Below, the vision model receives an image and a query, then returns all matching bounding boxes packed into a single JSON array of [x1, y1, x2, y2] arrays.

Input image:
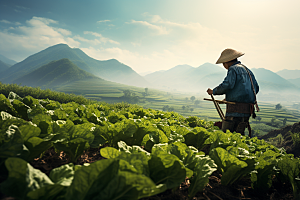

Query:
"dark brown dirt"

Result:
[[140, 171, 294, 200]]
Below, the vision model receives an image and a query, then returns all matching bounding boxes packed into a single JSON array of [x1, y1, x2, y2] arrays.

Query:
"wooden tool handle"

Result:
[[210, 94, 225, 120], [203, 98, 235, 105]]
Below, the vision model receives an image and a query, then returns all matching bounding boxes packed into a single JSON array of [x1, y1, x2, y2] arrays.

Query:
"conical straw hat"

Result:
[[216, 48, 245, 64]]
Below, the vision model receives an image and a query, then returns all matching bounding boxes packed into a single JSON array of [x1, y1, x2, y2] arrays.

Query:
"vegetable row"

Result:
[[0, 92, 299, 199]]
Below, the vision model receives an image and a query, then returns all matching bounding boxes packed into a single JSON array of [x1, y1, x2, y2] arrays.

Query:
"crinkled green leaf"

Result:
[[0, 94, 16, 115], [49, 163, 75, 186], [0, 124, 24, 164], [142, 128, 169, 152], [209, 147, 250, 185], [8, 91, 23, 101], [0, 157, 57, 200], [45, 100, 61, 110], [184, 127, 210, 150], [11, 99, 30, 120], [277, 156, 300, 199], [250, 150, 278, 191], [118, 141, 150, 156], [51, 109, 67, 121], [90, 126, 106, 148], [148, 152, 187, 189], [25, 137, 53, 161], [32, 114, 53, 135], [22, 95, 39, 108], [0, 111, 17, 120], [19, 124, 41, 141], [66, 159, 165, 200], [168, 131, 185, 143], [188, 156, 217, 199], [119, 153, 150, 176], [100, 147, 121, 159]]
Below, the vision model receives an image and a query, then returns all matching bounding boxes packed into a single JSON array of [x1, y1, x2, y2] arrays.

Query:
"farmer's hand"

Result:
[[207, 88, 213, 95]]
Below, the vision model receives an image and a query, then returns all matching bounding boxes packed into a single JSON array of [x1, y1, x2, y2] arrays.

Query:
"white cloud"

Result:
[[55, 28, 72, 36], [0, 19, 21, 25], [0, 16, 80, 61], [0, 20, 11, 24], [129, 20, 170, 35], [97, 20, 111, 23], [84, 31, 120, 44]]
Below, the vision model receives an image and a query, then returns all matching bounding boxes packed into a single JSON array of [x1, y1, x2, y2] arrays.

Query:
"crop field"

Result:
[[55, 79, 300, 137], [0, 91, 299, 200]]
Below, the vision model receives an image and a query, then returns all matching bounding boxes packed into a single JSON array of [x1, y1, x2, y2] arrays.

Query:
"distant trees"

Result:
[[283, 117, 287, 126], [123, 90, 131, 98], [122, 90, 139, 104], [194, 100, 200, 107], [182, 105, 186, 111], [190, 96, 195, 103], [145, 88, 148, 95], [275, 103, 282, 110], [162, 105, 174, 112]]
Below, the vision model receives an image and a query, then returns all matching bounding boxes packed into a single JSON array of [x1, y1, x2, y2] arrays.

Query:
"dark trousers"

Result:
[[222, 116, 250, 135]]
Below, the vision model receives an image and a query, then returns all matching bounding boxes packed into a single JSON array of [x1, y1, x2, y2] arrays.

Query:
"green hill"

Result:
[[0, 60, 11, 72], [14, 58, 98, 88], [0, 44, 150, 87]]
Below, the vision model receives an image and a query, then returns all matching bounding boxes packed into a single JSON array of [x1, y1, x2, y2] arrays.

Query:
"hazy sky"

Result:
[[0, 0, 299, 73]]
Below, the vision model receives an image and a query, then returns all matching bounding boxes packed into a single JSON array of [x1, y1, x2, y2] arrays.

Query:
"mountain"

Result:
[[0, 44, 149, 87], [276, 69, 300, 80], [144, 63, 225, 92], [251, 68, 299, 92], [0, 60, 11, 72], [287, 78, 300, 88], [14, 58, 98, 88], [0, 54, 17, 65], [144, 63, 300, 99]]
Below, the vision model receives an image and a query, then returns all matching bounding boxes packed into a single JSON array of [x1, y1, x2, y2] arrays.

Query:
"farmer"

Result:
[[206, 48, 259, 135]]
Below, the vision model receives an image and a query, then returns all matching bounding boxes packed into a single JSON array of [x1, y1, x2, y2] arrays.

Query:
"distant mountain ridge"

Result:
[[0, 60, 11, 72], [276, 69, 300, 80], [144, 63, 300, 97], [14, 58, 98, 88], [0, 54, 17, 65], [251, 68, 299, 92], [287, 78, 300, 88], [144, 63, 226, 92], [0, 44, 150, 87]]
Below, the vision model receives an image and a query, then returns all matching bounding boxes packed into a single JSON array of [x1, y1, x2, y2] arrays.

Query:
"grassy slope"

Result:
[[14, 58, 97, 88]]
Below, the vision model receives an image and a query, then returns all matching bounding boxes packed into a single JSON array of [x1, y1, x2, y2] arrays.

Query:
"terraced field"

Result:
[[56, 79, 300, 136]]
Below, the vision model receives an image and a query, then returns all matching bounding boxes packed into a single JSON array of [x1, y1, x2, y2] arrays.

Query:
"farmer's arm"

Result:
[[213, 69, 236, 95]]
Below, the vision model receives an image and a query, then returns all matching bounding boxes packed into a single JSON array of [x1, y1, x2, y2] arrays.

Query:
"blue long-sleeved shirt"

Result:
[[213, 61, 259, 117]]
